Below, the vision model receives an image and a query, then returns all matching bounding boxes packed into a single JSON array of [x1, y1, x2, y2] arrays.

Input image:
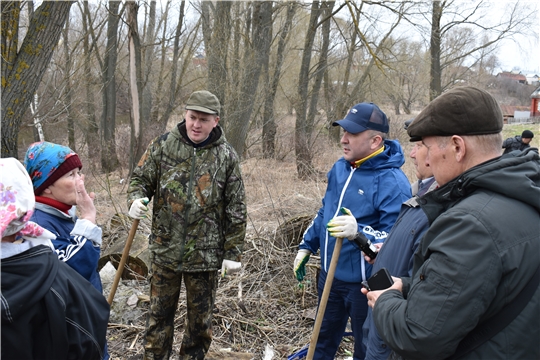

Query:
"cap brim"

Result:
[[332, 119, 367, 134], [409, 136, 422, 142], [185, 105, 218, 115]]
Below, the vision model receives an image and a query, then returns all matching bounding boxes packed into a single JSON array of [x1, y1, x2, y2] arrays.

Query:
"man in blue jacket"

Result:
[[362, 120, 437, 360], [294, 102, 411, 359]]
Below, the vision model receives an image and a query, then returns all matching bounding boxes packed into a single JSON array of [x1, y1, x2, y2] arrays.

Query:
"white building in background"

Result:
[[526, 74, 539, 86]]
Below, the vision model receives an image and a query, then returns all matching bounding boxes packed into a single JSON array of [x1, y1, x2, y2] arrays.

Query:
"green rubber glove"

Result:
[[294, 249, 311, 282]]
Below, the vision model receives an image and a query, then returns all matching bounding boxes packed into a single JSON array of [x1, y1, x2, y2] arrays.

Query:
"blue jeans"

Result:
[[313, 270, 368, 360]]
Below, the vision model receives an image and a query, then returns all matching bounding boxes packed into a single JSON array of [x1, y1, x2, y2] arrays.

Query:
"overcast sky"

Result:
[[487, 0, 539, 73]]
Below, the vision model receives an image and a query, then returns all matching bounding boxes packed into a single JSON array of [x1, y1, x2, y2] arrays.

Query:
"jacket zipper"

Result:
[[178, 146, 197, 270]]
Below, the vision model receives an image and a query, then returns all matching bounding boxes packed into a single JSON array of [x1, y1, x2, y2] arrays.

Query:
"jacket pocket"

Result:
[[185, 246, 223, 270], [406, 257, 456, 333]]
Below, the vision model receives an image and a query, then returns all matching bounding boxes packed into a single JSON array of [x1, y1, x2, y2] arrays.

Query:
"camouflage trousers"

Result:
[[143, 262, 218, 360]]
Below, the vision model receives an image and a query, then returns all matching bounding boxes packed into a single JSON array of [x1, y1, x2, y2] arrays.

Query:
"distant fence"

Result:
[[507, 117, 540, 124]]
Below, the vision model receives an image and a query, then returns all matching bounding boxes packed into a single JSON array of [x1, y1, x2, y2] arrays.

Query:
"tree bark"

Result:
[[202, 1, 232, 125], [137, 0, 156, 164], [306, 1, 334, 140], [326, 10, 359, 144], [295, 1, 321, 179], [158, 1, 186, 134], [126, 1, 143, 173], [63, 16, 76, 151], [1, 1, 74, 158], [80, 1, 101, 165], [101, 0, 121, 172], [262, 3, 296, 159], [79, 1, 101, 166], [226, 2, 273, 157], [430, 0, 442, 101]]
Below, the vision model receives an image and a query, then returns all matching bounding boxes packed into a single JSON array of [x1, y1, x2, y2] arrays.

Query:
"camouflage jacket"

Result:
[[128, 121, 247, 272]]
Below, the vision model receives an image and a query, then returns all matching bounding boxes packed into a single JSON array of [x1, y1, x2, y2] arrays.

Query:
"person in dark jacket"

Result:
[[128, 90, 247, 360], [502, 129, 534, 154], [294, 102, 411, 359], [361, 120, 437, 360], [363, 86, 540, 359], [1, 157, 109, 360]]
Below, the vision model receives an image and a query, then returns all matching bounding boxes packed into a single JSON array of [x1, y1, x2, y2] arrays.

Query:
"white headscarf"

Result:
[[0, 158, 55, 256]]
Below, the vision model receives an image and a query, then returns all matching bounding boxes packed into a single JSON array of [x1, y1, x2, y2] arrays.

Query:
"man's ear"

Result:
[[371, 134, 383, 148], [451, 135, 467, 162]]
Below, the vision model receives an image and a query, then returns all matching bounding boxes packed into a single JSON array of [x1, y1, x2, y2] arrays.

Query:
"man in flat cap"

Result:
[[128, 90, 247, 360], [362, 86, 540, 359]]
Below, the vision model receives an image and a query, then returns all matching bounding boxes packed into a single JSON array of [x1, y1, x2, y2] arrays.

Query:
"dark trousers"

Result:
[[143, 263, 218, 360], [314, 270, 368, 360]]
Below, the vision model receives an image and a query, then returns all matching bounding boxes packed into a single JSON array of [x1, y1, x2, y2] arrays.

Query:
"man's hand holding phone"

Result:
[[361, 268, 402, 308]]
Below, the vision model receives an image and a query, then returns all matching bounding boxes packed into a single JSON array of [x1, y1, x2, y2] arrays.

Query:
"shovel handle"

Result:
[[306, 237, 343, 360], [107, 219, 140, 304]]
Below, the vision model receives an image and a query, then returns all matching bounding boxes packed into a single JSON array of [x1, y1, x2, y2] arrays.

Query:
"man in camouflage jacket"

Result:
[[128, 90, 247, 360]]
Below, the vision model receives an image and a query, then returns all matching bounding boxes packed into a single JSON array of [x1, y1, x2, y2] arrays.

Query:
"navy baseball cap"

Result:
[[332, 102, 389, 134]]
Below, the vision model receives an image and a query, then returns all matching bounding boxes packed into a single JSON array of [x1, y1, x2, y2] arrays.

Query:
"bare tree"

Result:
[[262, 2, 297, 158], [1, 1, 74, 158], [426, 0, 536, 99], [154, 0, 189, 134], [377, 38, 429, 115], [226, 1, 273, 156], [79, 1, 104, 163], [126, 1, 143, 172], [101, 0, 121, 172], [295, 1, 322, 179], [324, 8, 360, 144], [430, 0, 442, 100], [306, 0, 335, 143], [62, 16, 76, 150], [155, 1, 191, 135], [201, 1, 232, 123]]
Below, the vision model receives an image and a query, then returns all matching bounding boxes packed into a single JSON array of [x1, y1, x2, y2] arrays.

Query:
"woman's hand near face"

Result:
[[75, 174, 97, 224]]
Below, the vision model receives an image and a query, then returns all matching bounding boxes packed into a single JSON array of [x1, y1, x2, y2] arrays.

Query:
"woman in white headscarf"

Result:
[[1, 157, 110, 360], [0, 157, 56, 252]]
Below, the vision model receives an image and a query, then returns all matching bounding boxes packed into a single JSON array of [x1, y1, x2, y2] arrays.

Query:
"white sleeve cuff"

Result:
[[71, 219, 103, 245]]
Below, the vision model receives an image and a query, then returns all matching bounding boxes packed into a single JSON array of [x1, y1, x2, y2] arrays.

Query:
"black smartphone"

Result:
[[362, 267, 394, 291]]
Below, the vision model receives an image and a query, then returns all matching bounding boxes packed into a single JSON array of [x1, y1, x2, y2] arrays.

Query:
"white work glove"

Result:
[[326, 207, 358, 239], [129, 197, 149, 219], [221, 259, 242, 277], [294, 249, 311, 282]]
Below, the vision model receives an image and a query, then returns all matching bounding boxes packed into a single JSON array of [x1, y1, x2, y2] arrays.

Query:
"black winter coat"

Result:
[[1, 245, 110, 360], [373, 148, 540, 359]]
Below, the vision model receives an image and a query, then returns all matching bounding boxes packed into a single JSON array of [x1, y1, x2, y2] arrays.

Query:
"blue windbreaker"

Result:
[[299, 139, 411, 283], [31, 203, 103, 293]]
